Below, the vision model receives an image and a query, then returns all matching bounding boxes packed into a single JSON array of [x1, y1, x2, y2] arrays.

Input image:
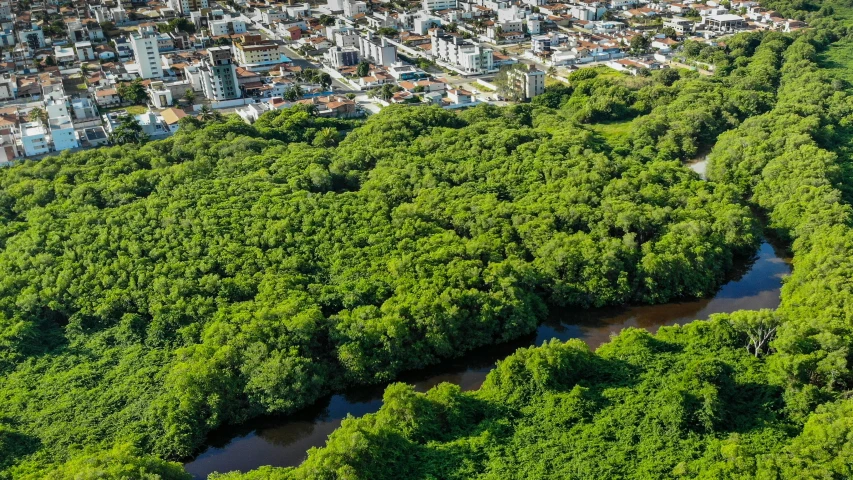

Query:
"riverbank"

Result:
[[185, 240, 790, 478]]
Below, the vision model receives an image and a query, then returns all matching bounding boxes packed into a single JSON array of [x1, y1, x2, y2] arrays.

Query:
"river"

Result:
[[184, 240, 790, 479]]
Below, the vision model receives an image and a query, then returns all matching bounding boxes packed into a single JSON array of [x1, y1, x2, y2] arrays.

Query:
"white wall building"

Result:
[[430, 28, 493, 74], [49, 116, 79, 152], [18, 25, 46, 49], [19, 122, 50, 157], [71, 98, 98, 119], [423, 0, 457, 10], [262, 9, 289, 24], [356, 33, 397, 66], [343, 0, 368, 18], [507, 64, 544, 100], [76, 41, 96, 61], [169, 0, 209, 15], [332, 28, 360, 48], [130, 26, 163, 79], [210, 16, 248, 36]]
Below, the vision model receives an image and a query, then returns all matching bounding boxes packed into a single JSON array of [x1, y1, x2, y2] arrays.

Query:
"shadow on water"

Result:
[[184, 240, 791, 479]]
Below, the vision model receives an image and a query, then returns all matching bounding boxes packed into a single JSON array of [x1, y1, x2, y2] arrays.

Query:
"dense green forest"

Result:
[[3, 2, 853, 478], [0, 73, 759, 478], [211, 6, 853, 480]]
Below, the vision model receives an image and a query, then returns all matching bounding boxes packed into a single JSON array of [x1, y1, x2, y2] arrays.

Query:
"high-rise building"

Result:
[[200, 46, 240, 100], [130, 26, 163, 79]]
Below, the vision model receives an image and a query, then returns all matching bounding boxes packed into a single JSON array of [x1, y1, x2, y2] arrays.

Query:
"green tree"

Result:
[[630, 34, 650, 54], [27, 107, 47, 125], [356, 61, 370, 77], [284, 84, 303, 101], [110, 115, 148, 145], [117, 79, 148, 105]]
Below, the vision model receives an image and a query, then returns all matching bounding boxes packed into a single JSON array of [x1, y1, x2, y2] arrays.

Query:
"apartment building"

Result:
[[76, 41, 96, 61], [423, 0, 457, 11], [233, 35, 290, 71], [200, 46, 241, 100], [356, 32, 397, 67], [325, 45, 359, 69], [18, 25, 46, 50], [0, 127, 19, 165], [262, 9, 289, 24], [169, 0, 209, 15], [210, 16, 247, 36], [0, 1, 11, 21], [429, 28, 493, 74], [50, 116, 79, 152], [130, 26, 163, 79], [19, 122, 50, 157], [506, 64, 544, 100]]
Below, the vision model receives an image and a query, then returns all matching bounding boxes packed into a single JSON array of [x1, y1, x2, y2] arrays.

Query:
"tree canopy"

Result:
[[5, 7, 853, 478]]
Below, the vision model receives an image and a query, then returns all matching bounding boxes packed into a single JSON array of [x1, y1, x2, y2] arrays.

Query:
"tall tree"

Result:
[[110, 115, 148, 145]]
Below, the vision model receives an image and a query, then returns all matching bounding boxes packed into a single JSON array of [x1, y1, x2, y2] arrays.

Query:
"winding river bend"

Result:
[[184, 240, 790, 479]]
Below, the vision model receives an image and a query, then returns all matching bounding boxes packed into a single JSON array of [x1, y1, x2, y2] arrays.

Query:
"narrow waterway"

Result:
[[184, 240, 790, 479]]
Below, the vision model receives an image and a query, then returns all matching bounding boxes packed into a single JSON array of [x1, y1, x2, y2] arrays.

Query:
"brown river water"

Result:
[[184, 240, 790, 478]]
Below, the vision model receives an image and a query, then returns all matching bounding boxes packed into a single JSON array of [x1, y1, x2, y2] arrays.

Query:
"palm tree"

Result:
[[313, 127, 338, 147], [28, 107, 47, 125], [284, 84, 303, 102], [198, 105, 214, 122]]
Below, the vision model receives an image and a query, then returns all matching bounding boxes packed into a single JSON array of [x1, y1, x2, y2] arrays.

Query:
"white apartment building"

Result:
[[45, 96, 70, 120], [111, 6, 128, 23], [130, 26, 163, 79], [325, 46, 360, 69], [49, 116, 79, 152], [332, 28, 360, 48], [343, 0, 368, 18], [286, 3, 311, 17], [210, 16, 248, 36], [356, 33, 397, 67], [423, 0, 457, 10], [233, 35, 290, 71], [72, 98, 99, 120], [0, 1, 11, 21], [262, 9, 289, 24], [19, 122, 50, 157], [18, 25, 46, 50], [430, 28, 493, 74], [169, 0, 209, 15], [527, 14, 543, 35], [507, 64, 544, 100], [76, 41, 96, 61]]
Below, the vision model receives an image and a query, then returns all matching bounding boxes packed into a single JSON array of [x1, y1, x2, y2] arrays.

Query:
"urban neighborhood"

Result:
[[0, 0, 807, 161]]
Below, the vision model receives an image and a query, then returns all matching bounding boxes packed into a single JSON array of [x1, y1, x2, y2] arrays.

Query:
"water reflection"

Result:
[[184, 241, 790, 479]]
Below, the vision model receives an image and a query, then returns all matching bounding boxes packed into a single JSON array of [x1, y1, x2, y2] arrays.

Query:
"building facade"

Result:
[[430, 28, 493, 74], [325, 46, 359, 69], [130, 26, 163, 79], [200, 46, 241, 100], [356, 33, 397, 67], [507, 64, 544, 100], [423, 0, 457, 10], [233, 35, 290, 71]]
